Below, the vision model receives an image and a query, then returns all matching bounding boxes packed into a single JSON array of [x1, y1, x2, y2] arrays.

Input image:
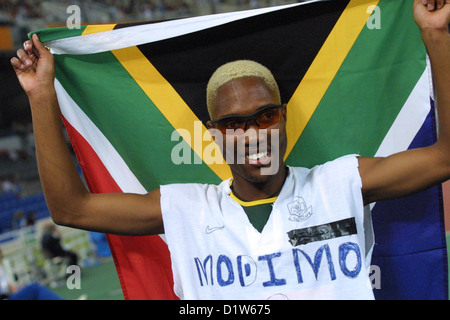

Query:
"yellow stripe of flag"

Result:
[[285, 0, 379, 159], [112, 46, 233, 180], [82, 24, 117, 35], [83, 23, 232, 180], [85, 0, 379, 181]]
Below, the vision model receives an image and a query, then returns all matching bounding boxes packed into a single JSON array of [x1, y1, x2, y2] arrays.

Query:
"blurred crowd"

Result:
[[0, 0, 43, 22], [0, 0, 295, 27], [0, 0, 192, 34]]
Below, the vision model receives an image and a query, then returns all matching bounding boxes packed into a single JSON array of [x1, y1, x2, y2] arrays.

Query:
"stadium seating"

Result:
[[0, 191, 50, 234]]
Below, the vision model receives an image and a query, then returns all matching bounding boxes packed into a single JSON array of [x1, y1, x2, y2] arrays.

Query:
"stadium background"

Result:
[[0, 0, 448, 300]]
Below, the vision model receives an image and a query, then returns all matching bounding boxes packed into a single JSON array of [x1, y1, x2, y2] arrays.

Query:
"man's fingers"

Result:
[[10, 56, 24, 70], [23, 40, 33, 54], [424, 0, 447, 10], [23, 40, 39, 64], [16, 48, 33, 67], [31, 33, 49, 57], [420, 0, 437, 10]]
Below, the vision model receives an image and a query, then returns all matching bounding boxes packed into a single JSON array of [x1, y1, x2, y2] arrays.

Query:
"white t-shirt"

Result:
[[160, 155, 374, 300]]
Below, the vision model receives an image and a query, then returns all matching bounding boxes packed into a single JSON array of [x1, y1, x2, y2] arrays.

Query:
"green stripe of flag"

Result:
[[29, 26, 87, 42], [286, 0, 427, 168], [54, 52, 221, 191]]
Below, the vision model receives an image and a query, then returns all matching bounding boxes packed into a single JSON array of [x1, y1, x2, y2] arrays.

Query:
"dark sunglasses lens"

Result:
[[214, 105, 283, 133], [217, 118, 246, 133], [256, 108, 281, 128]]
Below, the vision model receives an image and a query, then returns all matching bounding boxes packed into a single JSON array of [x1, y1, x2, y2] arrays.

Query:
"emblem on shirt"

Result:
[[287, 197, 313, 222]]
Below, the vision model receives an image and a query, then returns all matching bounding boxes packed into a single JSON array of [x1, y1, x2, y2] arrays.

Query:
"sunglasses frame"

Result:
[[208, 103, 286, 134]]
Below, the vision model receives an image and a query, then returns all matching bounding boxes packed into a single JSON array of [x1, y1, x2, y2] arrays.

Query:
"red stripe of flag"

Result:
[[62, 116, 178, 300]]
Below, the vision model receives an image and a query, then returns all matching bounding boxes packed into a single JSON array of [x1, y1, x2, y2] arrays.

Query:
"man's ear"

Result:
[[281, 104, 287, 122]]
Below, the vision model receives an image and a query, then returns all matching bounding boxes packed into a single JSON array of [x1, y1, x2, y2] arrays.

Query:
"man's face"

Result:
[[208, 76, 287, 183]]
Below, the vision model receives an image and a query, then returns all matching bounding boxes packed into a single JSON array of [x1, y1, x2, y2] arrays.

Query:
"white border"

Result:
[[54, 79, 147, 195], [374, 67, 431, 158], [46, 1, 317, 55]]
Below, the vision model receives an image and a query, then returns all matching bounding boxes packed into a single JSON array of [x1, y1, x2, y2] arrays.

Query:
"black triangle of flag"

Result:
[[126, 0, 350, 123]]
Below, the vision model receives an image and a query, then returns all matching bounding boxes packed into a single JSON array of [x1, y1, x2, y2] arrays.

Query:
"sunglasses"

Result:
[[208, 104, 285, 134]]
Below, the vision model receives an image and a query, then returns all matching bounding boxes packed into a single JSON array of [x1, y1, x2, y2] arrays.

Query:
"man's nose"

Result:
[[244, 118, 259, 131]]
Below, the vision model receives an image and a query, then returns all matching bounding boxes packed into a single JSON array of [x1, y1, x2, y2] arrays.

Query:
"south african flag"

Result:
[[32, 0, 447, 299]]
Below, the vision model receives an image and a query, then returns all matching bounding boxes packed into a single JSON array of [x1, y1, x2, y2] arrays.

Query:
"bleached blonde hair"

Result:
[[206, 60, 281, 119]]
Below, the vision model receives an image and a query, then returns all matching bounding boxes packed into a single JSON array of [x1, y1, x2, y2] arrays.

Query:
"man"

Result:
[[10, 0, 449, 299], [41, 222, 78, 267]]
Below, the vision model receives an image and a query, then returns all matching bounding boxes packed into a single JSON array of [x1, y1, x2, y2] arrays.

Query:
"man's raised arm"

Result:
[[359, 0, 450, 205], [11, 34, 163, 235]]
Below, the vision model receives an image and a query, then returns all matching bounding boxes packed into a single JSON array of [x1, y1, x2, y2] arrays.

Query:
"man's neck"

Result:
[[231, 165, 288, 201]]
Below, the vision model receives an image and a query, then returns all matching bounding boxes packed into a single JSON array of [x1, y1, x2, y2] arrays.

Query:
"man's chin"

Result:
[[231, 163, 281, 183]]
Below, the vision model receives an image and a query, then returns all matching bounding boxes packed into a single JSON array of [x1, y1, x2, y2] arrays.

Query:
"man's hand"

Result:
[[10, 31, 164, 236], [413, 0, 450, 32], [10, 34, 55, 98]]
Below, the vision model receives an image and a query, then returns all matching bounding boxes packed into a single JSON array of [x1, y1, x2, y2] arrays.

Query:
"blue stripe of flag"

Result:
[[371, 100, 448, 300]]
